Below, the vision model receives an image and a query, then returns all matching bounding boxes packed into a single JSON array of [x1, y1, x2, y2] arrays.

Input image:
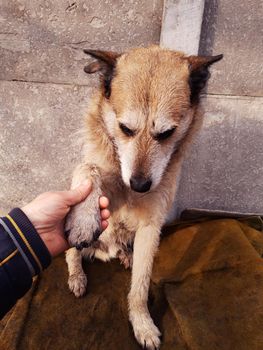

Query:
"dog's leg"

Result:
[[65, 248, 87, 297], [66, 163, 103, 248], [81, 224, 121, 262], [128, 224, 161, 350], [65, 163, 103, 297]]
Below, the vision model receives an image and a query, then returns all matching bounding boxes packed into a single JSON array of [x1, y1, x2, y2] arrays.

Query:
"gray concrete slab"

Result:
[[175, 94, 263, 216], [0, 81, 91, 212], [200, 0, 263, 96], [0, 0, 262, 220], [160, 0, 205, 55], [159, 0, 263, 218], [1, 82, 262, 216], [0, 0, 162, 85]]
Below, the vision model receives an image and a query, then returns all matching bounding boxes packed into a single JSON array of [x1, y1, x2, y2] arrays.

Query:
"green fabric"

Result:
[[1, 219, 263, 350]]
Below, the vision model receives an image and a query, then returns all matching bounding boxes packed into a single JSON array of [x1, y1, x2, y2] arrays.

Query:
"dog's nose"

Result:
[[130, 176, 152, 193]]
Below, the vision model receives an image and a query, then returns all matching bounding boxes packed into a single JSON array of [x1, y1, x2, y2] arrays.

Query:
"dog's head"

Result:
[[84, 46, 223, 193]]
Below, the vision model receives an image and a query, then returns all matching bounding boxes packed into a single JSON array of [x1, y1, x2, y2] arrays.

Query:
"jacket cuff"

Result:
[[1, 208, 51, 276]]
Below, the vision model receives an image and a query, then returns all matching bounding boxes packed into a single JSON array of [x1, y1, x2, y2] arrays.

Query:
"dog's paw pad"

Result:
[[68, 273, 87, 298]]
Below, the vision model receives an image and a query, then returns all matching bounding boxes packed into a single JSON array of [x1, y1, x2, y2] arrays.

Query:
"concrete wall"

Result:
[[199, 0, 263, 96], [0, 0, 262, 216], [176, 95, 263, 215], [175, 0, 263, 215], [0, 0, 163, 213]]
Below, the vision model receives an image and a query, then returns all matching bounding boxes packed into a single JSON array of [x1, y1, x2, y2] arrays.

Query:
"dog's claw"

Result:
[[117, 247, 133, 269], [75, 243, 83, 251], [130, 311, 161, 350], [68, 273, 87, 298], [90, 252, 95, 262], [75, 241, 92, 251], [93, 228, 102, 240], [65, 229, 70, 238]]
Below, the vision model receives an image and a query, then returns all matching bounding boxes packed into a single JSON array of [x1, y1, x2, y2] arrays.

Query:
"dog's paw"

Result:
[[130, 312, 161, 349], [68, 273, 87, 298], [66, 200, 101, 248], [117, 249, 133, 269]]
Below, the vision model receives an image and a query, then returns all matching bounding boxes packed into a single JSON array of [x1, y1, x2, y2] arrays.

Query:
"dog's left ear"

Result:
[[83, 49, 121, 98], [187, 54, 223, 104]]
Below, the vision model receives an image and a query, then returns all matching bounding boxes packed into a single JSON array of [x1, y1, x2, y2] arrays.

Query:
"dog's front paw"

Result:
[[130, 311, 161, 349], [66, 200, 101, 248], [68, 273, 87, 298], [117, 248, 133, 269]]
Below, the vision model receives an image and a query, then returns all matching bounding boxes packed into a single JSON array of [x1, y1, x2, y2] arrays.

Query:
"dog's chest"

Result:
[[112, 220, 136, 247], [98, 195, 141, 251]]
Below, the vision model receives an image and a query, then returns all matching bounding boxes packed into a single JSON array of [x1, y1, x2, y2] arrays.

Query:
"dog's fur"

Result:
[[65, 46, 222, 349]]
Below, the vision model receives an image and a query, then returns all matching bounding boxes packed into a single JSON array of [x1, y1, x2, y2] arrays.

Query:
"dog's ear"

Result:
[[187, 54, 223, 104], [83, 49, 121, 98]]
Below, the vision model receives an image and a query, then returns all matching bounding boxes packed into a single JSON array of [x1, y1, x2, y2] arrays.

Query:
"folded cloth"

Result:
[[1, 219, 263, 350]]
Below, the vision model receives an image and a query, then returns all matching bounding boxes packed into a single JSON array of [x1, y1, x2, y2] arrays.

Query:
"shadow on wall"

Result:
[[199, 0, 219, 56], [175, 96, 263, 216]]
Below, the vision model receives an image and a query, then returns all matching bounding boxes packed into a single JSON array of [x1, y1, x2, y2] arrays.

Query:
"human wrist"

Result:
[[4, 208, 52, 274], [21, 205, 38, 231]]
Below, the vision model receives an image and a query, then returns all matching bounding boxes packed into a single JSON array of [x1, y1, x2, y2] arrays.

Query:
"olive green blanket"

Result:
[[1, 218, 263, 350]]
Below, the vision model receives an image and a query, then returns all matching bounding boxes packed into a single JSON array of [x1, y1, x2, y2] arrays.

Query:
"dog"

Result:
[[65, 45, 223, 349]]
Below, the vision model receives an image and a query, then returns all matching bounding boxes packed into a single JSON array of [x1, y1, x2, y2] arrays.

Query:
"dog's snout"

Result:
[[130, 175, 152, 193]]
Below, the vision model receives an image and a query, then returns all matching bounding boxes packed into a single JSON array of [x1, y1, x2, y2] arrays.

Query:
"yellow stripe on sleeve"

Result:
[[0, 249, 18, 267], [6, 215, 42, 271]]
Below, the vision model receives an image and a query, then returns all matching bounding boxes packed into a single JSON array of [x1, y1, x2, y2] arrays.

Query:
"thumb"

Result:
[[64, 180, 92, 206]]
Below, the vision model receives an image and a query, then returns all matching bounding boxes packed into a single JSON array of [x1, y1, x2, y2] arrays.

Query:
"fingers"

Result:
[[100, 208, 110, 220], [101, 220, 109, 231], [99, 196, 109, 209], [99, 198, 110, 231], [64, 188, 109, 208], [63, 180, 92, 206]]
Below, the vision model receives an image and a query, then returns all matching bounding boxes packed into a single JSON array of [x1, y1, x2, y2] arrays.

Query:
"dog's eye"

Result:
[[154, 127, 176, 141], [119, 123, 135, 137]]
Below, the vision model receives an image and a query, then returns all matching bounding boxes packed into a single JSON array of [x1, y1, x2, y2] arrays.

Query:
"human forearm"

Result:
[[0, 208, 51, 318]]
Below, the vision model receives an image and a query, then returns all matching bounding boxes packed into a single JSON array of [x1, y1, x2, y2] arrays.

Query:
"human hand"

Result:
[[21, 180, 110, 257]]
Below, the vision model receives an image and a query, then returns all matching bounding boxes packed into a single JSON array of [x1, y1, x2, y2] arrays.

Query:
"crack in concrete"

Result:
[[65, 2, 77, 12], [6, 78, 90, 87], [0, 32, 17, 35], [0, 79, 262, 99], [65, 40, 90, 46], [203, 92, 263, 99]]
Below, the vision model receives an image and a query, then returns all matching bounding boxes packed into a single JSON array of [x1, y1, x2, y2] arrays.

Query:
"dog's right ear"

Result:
[[83, 49, 121, 98]]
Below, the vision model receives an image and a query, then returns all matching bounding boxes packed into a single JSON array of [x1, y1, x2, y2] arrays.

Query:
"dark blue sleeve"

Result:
[[0, 208, 51, 318]]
